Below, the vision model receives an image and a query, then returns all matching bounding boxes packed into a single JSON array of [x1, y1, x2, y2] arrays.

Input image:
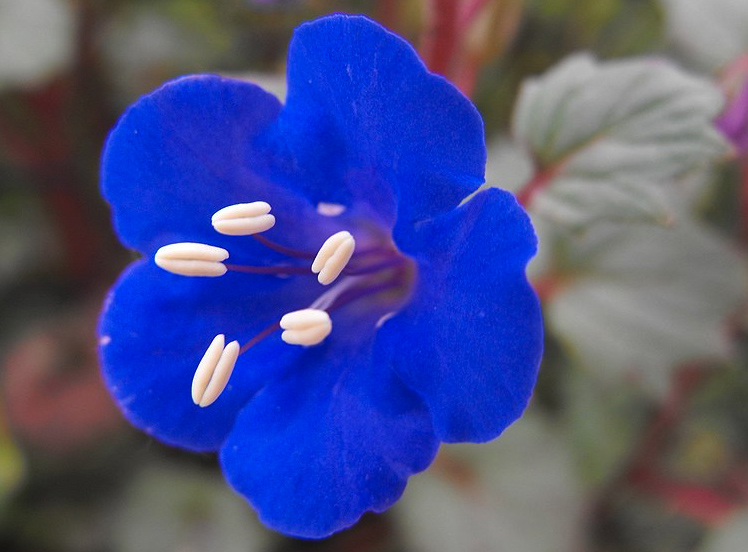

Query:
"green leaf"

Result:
[[660, 0, 748, 69], [700, 511, 748, 552], [564, 369, 648, 486], [395, 412, 584, 552], [0, 415, 24, 508], [102, 1, 230, 101], [113, 464, 276, 552], [475, 0, 664, 133], [485, 138, 534, 194], [511, 54, 729, 226], [0, 0, 74, 89], [547, 219, 746, 395]]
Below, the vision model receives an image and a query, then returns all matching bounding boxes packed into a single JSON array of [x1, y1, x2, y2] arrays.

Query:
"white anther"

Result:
[[191, 334, 241, 407], [311, 231, 356, 285], [279, 309, 332, 346], [211, 202, 276, 236], [316, 202, 346, 217], [155, 242, 229, 277]]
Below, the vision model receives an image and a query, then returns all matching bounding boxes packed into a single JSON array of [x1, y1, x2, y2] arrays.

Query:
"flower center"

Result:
[[154, 202, 415, 407]]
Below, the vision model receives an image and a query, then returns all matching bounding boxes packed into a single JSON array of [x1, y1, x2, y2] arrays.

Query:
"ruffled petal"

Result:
[[376, 188, 543, 443], [219, 312, 439, 538], [270, 15, 486, 232], [99, 260, 321, 451], [101, 74, 347, 257]]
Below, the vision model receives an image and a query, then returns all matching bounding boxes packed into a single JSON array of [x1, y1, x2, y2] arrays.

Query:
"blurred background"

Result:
[[1, 0, 748, 550]]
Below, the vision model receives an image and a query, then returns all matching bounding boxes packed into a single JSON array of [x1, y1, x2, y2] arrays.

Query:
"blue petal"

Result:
[[101, 74, 347, 257], [99, 260, 321, 451], [377, 188, 543, 443], [270, 15, 486, 233], [219, 312, 439, 538]]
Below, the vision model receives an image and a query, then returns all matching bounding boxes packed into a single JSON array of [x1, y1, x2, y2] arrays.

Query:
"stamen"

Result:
[[191, 335, 240, 407], [316, 202, 346, 217], [239, 322, 280, 354], [309, 275, 365, 311], [234, 279, 360, 354], [376, 311, 398, 328], [226, 272, 404, 358], [252, 234, 316, 259], [327, 274, 408, 315], [279, 309, 332, 346], [155, 242, 229, 277], [344, 257, 406, 276], [312, 231, 356, 285], [212, 202, 276, 236], [225, 264, 310, 276]]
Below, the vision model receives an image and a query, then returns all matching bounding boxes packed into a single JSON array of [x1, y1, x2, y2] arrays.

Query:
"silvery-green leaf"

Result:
[[485, 138, 534, 195], [229, 71, 287, 102], [700, 511, 748, 552], [511, 54, 729, 227], [113, 464, 275, 552], [0, 196, 62, 291], [532, 176, 672, 227], [564, 369, 648, 486], [102, 4, 229, 102], [547, 220, 746, 396], [660, 0, 748, 70], [395, 412, 584, 552], [0, 0, 74, 89]]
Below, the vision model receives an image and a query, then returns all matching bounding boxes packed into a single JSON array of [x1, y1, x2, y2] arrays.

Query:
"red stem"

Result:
[[589, 366, 743, 529], [629, 366, 707, 473], [454, 54, 482, 99], [376, 0, 399, 30], [530, 274, 563, 302], [629, 468, 738, 526], [420, 0, 460, 76], [740, 160, 748, 243], [515, 165, 558, 208], [460, 0, 492, 28]]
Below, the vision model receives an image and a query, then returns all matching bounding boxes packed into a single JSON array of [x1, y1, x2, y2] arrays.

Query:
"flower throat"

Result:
[[153, 201, 414, 407]]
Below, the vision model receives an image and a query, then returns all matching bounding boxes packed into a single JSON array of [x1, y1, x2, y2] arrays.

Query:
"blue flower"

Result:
[[99, 14, 543, 538]]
